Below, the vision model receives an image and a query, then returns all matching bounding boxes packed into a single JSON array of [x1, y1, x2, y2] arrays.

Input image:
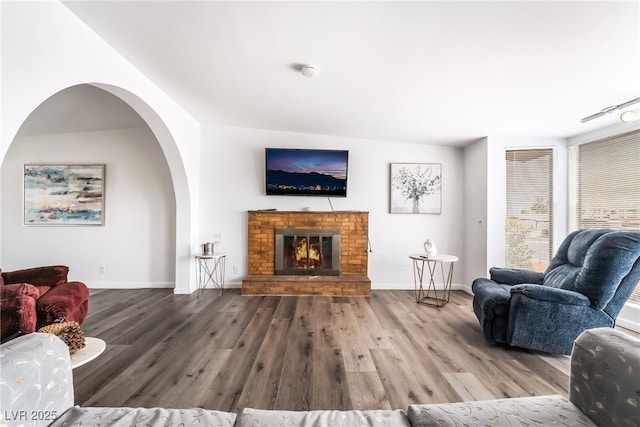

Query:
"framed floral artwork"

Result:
[[390, 163, 441, 214]]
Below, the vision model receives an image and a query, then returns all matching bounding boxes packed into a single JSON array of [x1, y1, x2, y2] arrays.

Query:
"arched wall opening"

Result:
[[1, 83, 197, 293]]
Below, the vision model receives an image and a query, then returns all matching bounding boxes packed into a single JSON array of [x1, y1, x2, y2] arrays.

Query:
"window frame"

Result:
[[505, 148, 554, 272]]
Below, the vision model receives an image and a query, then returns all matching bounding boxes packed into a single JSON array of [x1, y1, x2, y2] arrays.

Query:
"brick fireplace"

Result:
[[242, 210, 370, 296]]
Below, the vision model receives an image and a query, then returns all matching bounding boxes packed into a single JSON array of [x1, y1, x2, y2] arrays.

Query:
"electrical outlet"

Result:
[[98, 266, 105, 274], [233, 265, 239, 274]]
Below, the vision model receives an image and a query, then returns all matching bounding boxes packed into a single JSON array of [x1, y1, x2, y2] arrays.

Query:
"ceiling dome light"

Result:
[[300, 65, 317, 78], [620, 109, 640, 122]]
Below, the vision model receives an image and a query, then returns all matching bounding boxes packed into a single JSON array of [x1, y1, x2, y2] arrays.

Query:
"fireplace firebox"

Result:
[[274, 228, 341, 275]]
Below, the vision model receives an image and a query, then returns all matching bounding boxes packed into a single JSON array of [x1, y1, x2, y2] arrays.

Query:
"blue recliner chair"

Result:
[[472, 229, 640, 354]]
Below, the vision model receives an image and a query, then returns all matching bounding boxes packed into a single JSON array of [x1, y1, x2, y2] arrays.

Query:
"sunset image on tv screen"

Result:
[[265, 149, 348, 197]]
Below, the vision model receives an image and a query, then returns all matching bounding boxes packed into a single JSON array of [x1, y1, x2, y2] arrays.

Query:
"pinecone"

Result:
[[38, 318, 86, 354]]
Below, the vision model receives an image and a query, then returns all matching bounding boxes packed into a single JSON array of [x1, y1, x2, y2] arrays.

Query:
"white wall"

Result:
[[1, 1, 201, 292], [200, 125, 465, 289], [463, 138, 488, 290], [1, 127, 176, 287]]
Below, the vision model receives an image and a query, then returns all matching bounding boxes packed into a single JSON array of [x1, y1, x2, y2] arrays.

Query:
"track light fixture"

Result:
[[581, 96, 640, 123]]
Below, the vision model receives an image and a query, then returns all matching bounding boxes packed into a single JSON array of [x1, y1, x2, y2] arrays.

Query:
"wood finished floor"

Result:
[[72, 289, 637, 413]]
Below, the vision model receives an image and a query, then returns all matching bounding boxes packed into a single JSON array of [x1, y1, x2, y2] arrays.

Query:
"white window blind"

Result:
[[573, 129, 640, 303], [505, 149, 553, 272], [576, 130, 640, 230]]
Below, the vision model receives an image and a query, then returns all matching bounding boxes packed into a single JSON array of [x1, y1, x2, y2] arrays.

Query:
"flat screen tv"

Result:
[[265, 148, 348, 197]]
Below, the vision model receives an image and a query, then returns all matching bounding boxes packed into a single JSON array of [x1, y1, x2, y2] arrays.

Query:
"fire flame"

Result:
[[295, 238, 321, 269]]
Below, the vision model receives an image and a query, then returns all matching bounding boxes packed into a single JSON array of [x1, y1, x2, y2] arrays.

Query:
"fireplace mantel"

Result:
[[243, 210, 370, 296]]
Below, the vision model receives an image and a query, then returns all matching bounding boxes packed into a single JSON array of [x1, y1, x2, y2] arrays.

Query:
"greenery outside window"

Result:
[[505, 149, 554, 272]]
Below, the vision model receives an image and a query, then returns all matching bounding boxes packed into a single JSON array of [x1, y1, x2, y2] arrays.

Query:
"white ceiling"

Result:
[[36, 1, 640, 146]]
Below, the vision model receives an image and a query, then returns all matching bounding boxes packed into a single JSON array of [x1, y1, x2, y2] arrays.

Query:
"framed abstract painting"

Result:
[[24, 164, 105, 225], [390, 163, 441, 214]]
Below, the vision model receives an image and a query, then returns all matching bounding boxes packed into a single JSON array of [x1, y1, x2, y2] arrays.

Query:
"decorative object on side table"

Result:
[[423, 239, 438, 257], [201, 233, 222, 256], [38, 318, 107, 369], [390, 163, 441, 214], [202, 242, 214, 256], [38, 318, 85, 354]]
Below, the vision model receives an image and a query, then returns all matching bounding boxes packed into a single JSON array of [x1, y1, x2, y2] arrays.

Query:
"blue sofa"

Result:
[[1, 327, 639, 426], [472, 228, 640, 354]]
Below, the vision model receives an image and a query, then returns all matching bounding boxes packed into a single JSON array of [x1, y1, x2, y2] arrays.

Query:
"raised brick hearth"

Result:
[[242, 210, 370, 296]]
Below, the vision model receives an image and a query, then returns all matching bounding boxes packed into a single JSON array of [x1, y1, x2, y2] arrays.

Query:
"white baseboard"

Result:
[[224, 281, 242, 289], [85, 281, 478, 296], [617, 302, 640, 333], [369, 282, 470, 292], [87, 282, 174, 289]]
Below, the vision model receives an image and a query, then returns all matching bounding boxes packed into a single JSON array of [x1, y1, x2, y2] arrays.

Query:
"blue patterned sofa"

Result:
[[1, 328, 638, 426]]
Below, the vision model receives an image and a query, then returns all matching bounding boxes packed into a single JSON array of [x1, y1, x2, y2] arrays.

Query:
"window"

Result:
[[570, 129, 640, 303], [505, 149, 553, 272]]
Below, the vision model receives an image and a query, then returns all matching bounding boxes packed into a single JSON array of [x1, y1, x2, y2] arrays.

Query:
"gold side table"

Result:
[[410, 253, 458, 307]]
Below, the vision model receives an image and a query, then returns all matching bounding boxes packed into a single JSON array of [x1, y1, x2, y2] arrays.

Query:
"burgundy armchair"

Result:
[[0, 265, 89, 340]]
